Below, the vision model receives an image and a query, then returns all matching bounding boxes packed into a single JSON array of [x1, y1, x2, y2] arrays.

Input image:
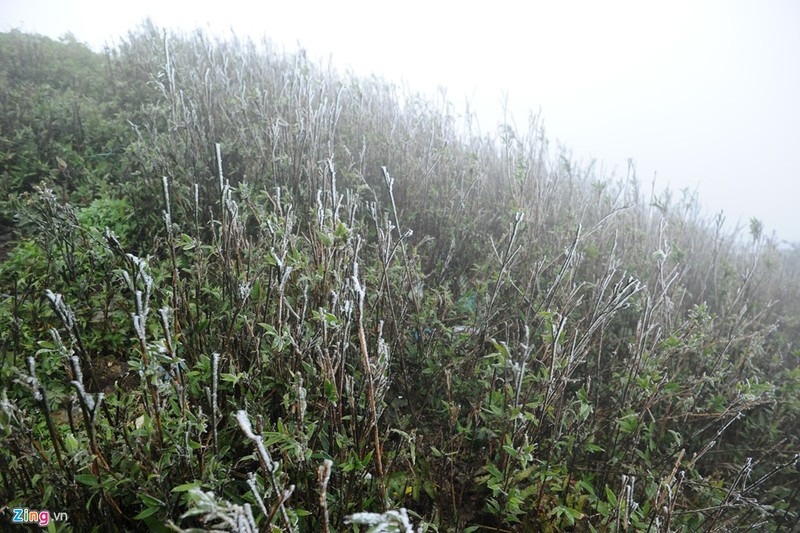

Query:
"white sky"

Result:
[[4, 0, 799, 243]]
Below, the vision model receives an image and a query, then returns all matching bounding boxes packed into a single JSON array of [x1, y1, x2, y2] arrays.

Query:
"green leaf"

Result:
[[171, 481, 201, 493], [490, 339, 510, 360], [617, 411, 639, 434], [138, 493, 164, 507], [485, 461, 503, 481], [605, 486, 617, 506], [259, 323, 278, 337], [74, 474, 98, 487], [133, 506, 160, 520], [577, 479, 596, 497], [335, 222, 349, 239], [64, 433, 80, 455], [316, 229, 333, 246]]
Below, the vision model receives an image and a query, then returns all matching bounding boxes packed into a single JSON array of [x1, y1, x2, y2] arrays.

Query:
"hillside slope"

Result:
[[1, 25, 798, 531]]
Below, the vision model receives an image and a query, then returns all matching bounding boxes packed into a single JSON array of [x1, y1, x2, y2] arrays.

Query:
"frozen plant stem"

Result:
[[381, 166, 421, 317], [161, 175, 180, 327], [45, 289, 98, 390], [352, 238, 386, 503], [25, 356, 65, 470], [486, 212, 524, 325], [235, 410, 294, 531], [318, 459, 333, 533], [211, 352, 219, 453], [122, 257, 165, 446]]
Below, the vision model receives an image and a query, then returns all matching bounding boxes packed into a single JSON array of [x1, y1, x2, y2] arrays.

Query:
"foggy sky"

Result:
[[4, 0, 799, 243]]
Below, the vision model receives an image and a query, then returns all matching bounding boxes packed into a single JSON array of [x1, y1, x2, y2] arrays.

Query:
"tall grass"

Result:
[[0, 23, 798, 531]]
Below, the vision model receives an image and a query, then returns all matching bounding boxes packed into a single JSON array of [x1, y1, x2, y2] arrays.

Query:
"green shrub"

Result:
[[0, 26, 797, 532]]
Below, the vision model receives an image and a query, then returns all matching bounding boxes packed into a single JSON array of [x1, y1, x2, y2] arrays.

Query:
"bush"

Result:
[[0, 26, 798, 532]]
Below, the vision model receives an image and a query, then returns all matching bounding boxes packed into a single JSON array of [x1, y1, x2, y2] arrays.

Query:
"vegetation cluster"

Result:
[[1, 24, 799, 531]]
